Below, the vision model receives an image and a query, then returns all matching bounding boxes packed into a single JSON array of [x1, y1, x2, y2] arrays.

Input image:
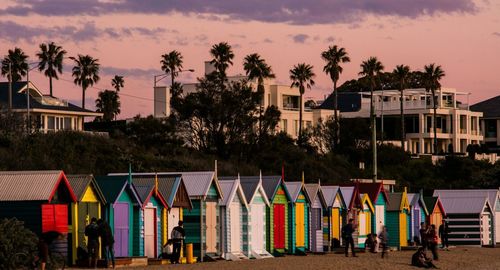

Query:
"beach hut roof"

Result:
[[219, 179, 249, 208], [284, 181, 310, 203], [386, 192, 410, 211], [434, 189, 500, 210], [359, 193, 375, 213], [356, 182, 389, 204], [339, 186, 356, 209], [408, 193, 429, 215], [440, 196, 492, 214], [131, 176, 168, 208], [322, 186, 343, 207], [67, 174, 106, 204], [95, 175, 142, 206], [304, 183, 327, 208], [423, 197, 446, 216], [237, 176, 270, 206], [260, 175, 284, 200], [0, 170, 76, 202]]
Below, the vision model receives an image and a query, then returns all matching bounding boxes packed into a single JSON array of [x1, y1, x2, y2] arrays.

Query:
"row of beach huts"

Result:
[[0, 169, 498, 266]]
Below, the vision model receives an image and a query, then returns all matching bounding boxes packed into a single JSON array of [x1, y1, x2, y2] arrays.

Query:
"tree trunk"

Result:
[[433, 92, 438, 155], [8, 62, 12, 112], [333, 80, 339, 151], [82, 87, 86, 109], [299, 89, 303, 145], [258, 83, 263, 141], [49, 76, 53, 97], [370, 80, 377, 183], [400, 87, 405, 152]]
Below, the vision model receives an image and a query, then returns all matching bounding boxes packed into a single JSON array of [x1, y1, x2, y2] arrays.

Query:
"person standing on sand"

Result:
[[171, 220, 186, 264], [85, 217, 100, 268], [439, 220, 449, 250], [420, 222, 428, 250], [98, 219, 116, 269], [342, 218, 357, 257], [378, 226, 389, 258], [427, 224, 439, 261]]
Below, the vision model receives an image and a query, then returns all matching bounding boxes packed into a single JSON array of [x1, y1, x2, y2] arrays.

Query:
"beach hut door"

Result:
[[274, 204, 285, 249], [205, 202, 218, 253], [229, 202, 241, 252], [144, 207, 157, 258], [296, 203, 305, 247], [482, 214, 491, 246], [375, 205, 385, 234], [77, 202, 99, 249], [251, 204, 266, 250], [114, 203, 129, 257]]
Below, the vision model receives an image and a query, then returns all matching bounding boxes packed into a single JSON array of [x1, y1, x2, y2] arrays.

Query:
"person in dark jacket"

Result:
[[342, 218, 357, 257], [170, 220, 186, 264], [98, 219, 115, 268], [378, 226, 389, 258], [85, 217, 100, 268], [411, 247, 438, 268], [439, 220, 449, 250], [420, 222, 429, 250]]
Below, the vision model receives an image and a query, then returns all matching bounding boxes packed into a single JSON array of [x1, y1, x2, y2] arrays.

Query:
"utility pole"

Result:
[[26, 67, 31, 134], [8, 61, 12, 111]]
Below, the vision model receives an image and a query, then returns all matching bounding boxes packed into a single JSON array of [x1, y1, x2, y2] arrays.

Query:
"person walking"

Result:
[[439, 220, 449, 250], [98, 219, 115, 268], [170, 220, 186, 264], [85, 217, 100, 268], [427, 224, 439, 261], [420, 222, 428, 250], [342, 218, 357, 257], [378, 226, 389, 258]]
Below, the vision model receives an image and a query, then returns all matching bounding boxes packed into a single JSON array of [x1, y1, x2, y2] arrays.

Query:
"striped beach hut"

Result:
[[322, 186, 345, 251], [434, 189, 500, 245], [218, 178, 249, 260], [95, 175, 142, 257], [0, 171, 77, 262], [132, 176, 169, 258], [304, 183, 327, 253], [357, 193, 374, 248], [357, 183, 389, 235], [66, 175, 107, 264], [407, 193, 429, 244], [262, 175, 291, 255], [284, 181, 311, 254], [239, 175, 272, 259], [439, 196, 494, 246], [386, 191, 411, 249]]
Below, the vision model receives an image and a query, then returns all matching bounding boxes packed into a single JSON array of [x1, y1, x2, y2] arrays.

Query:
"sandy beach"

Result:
[[109, 247, 500, 270]]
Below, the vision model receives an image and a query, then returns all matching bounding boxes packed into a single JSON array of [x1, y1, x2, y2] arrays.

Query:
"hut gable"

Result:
[[261, 175, 290, 202], [387, 193, 410, 212], [339, 186, 356, 210], [219, 179, 248, 208], [132, 177, 168, 209], [0, 170, 76, 203], [408, 193, 429, 216], [440, 196, 492, 215], [357, 182, 388, 205], [284, 182, 310, 203], [304, 183, 327, 209], [424, 197, 446, 216], [434, 190, 500, 211], [67, 174, 106, 203], [359, 193, 374, 213], [95, 175, 141, 206]]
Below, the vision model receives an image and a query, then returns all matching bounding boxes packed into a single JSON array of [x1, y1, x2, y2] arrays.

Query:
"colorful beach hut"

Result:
[[423, 196, 446, 232], [0, 171, 77, 263], [218, 178, 249, 260], [439, 196, 494, 246], [262, 175, 291, 255], [407, 193, 429, 244], [357, 182, 389, 235], [66, 175, 107, 264], [321, 186, 345, 251], [239, 175, 272, 259], [96, 175, 142, 257], [131, 176, 169, 258], [284, 181, 311, 254], [386, 191, 411, 249], [357, 193, 374, 248], [339, 186, 357, 246], [304, 183, 327, 253], [434, 189, 500, 245]]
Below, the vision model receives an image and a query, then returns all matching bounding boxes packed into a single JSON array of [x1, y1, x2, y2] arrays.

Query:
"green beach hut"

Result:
[[386, 190, 411, 249], [284, 180, 311, 254]]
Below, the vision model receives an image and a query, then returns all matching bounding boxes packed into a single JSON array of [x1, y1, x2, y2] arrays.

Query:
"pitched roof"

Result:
[[66, 174, 106, 203], [359, 193, 374, 212], [95, 175, 141, 205], [470, 95, 500, 118], [340, 186, 356, 209], [304, 183, 327, 208], [440, 196, 491, 214], [322, 186, 340, 207], [357, 183, 388, 204], [284, 181, 304, 202], [408, 193, 429, 215], [260, 175, 283, 200], [218, 179, 248, 208], [0, 170, 76, 202], [131, 176, 168, 208], [239, 176, 260, 203], [433, 189, 500, 210], [386, 192, 409, 211], [423, 197, 446, 216]]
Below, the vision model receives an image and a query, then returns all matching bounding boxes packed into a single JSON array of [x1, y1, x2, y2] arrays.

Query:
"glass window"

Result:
[[64, 117, 72, 130], [282, 119, 288, 133], [47, 116, 55, 130], [294, 120, 299, 136]]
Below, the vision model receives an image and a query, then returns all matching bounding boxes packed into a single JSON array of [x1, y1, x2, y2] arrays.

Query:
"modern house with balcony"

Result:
[[0, 81, 102, 132], [471, 95, 500, 152], [155, 62, 335, 138], [320, 88, 483, 155]]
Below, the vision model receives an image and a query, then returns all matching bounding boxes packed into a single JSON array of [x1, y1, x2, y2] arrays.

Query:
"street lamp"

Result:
[[153, 69, 195, 87]]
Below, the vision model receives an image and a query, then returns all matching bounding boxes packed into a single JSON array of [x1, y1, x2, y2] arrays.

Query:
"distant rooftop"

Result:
[[470, 95, 500, 118]]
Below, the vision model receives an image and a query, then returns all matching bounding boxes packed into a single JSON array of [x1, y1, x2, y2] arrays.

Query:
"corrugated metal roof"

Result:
[[284, 182, 303, 202], [340, 186, 355, 209], [322, 186, 340, 207], [407, 193, 417, 206], [95, 175, 129, 203], [440, 196, 491, 214], [357, 183, 388, 203], [386, 193, 403, 211], [134, 184, 154, 204], [0, 170, 64, 201], [219, 180, 237, 206], [434, 189, 500, 210], [67, 175, 92, 200], [261, 175, 281, 200], [239, 177, 260, 203]]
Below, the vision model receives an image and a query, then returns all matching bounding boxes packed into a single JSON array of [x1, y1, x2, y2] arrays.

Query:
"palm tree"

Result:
[[1, 48, 29, 111], [321, 45, 350, 149], [359, 57, 384, 182], [160, 50, 183, 89], [243, 53, 275, 136], [290, 63, 315, 144], [111, 75, 124, 92], [393, 65, 411, 152], [423, 64, 445, 155], [209, 42, 234, 79], [70, 55, 100, 109], [36, 42, 66, 96], [95, 90, 120, 121]]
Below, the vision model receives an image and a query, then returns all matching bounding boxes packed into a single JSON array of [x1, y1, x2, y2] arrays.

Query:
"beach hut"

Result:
[[261, 175, 291, 255], [423, 196, 446, 231], [304, 183, 327, 253], [0, 171, 77, 263], [321, 186, 345, 251], [386, 191, 411, 249], [357, 182, 389, 235], [339, 186, 357, 246], [131, 176, 169, 258], [218, 178, 249, 260], [439, 196, 494, 246], [66, 175, 107, 265], [407, 193, 429, 244], [284, 181, 311, 254], [239, 175, 272, 259], [357, 193, 374, 248], [434, 189, 500, 245], [95, 175, 142, 257]]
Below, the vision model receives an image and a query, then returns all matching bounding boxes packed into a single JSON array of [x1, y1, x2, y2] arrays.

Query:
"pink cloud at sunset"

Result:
[[0, 0, 499, 119]]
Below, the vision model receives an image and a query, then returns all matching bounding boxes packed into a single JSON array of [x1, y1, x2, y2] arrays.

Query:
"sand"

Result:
[[115, 247, 500, 270]]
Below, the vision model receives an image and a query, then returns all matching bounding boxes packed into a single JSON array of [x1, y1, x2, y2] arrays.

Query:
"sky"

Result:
[[0, 0, 499, 119]]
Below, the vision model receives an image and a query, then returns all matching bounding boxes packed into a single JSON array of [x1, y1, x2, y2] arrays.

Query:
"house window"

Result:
[[282, 119, 288, 133], [47, 116, 55, 130], [64, 117, 72, 130], [294, 120, 299, 136]]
